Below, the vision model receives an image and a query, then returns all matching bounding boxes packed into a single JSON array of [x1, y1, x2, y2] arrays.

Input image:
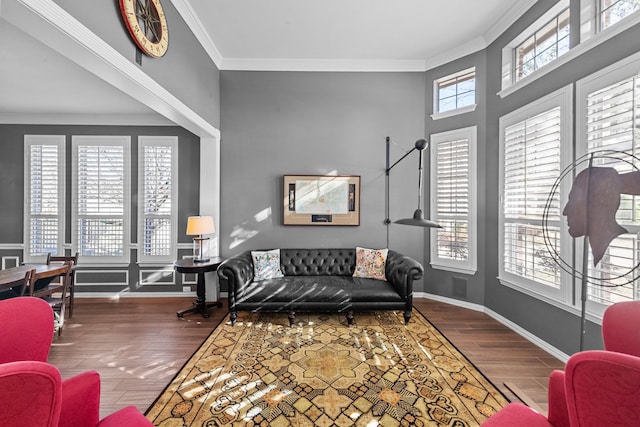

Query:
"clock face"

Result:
[[119, 0, 169, 58]]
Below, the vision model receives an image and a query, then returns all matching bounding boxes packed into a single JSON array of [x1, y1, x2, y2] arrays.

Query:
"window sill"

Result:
[[498, 12, 640, 99], [430, 262, 477, 275], [431, 104, 477, 120]]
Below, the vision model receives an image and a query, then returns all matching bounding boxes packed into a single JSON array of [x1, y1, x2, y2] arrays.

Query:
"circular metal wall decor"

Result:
[[120, 0, 169, 58]]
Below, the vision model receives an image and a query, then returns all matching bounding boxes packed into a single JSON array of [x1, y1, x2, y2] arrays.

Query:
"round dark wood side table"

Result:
[[174, 257, 224, 318]]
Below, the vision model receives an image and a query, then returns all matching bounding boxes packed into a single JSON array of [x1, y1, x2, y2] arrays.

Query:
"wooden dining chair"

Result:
[[0, 269, 35, 301], [30, 262, 72, 336], [48, 253, 79, 318]]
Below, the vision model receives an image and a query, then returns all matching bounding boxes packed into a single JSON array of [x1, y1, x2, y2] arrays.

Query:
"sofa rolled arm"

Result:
[[217, 251, 255, 312], [385, 250, 424, 299]]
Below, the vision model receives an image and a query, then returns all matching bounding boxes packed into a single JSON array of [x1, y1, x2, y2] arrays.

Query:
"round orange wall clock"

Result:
[[119, 0, 169, 58]]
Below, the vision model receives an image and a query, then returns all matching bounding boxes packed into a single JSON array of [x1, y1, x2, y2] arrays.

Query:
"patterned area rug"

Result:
[[146, 310, 508, 426]]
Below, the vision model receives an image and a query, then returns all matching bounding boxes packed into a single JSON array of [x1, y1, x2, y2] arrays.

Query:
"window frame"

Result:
[[500, 0, 570, 93], [598, 0, 640, 30], [23, 135, 66, 263], [72, 135, 131, 266], [429, 126, 477, 274], [514, 7, 570, 82], [432, 67, 477, 120], [137, 136, 179, 265], [498, 85, 574, 305], [575, 49, 640, 318], [500, 0, 640, 98]]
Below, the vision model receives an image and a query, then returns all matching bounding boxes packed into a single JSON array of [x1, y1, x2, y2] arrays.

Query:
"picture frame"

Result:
[[283, 175, 360, 226]]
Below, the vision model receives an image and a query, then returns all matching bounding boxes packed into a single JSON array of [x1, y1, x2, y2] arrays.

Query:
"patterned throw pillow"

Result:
[[251, 249, 285, 281], [352, 247, 388, 280]]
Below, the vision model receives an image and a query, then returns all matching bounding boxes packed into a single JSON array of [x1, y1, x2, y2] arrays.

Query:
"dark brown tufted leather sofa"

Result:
[[217, 248, 424, 326]]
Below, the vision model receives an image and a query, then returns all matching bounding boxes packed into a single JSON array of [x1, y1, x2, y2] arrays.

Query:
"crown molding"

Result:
[[423, 36, 488, 71], [484, 0, 537, 44], [170, 0, 223, 69], [220, 58, 429, 72]]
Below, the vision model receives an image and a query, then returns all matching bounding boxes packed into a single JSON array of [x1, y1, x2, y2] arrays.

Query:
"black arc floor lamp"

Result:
[[385, 136, 441, 246]]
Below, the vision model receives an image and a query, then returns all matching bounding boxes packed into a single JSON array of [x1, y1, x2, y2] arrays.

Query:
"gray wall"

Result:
[[482, 0, 640, 354], [423, 50, 488, 304], [52, 0, 221, 127], [219, 71, 428, 290], [0, 124, 201, 293]]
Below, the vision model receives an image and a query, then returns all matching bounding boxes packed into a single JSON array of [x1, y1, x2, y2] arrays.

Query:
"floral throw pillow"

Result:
[[251, 249, 285, 281], [352, 247, 388, 280]]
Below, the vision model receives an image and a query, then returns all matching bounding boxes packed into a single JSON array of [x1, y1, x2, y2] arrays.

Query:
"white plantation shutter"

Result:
[[24, 136, 65, 261], [583, 73, 640, 304], [502, 107, 562, 289], [430, 127, 477, 273], [73, 136, 130, 264], [138, 136, 178, 263]]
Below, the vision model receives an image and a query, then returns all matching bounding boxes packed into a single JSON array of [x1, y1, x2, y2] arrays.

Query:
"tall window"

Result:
[[600, 0, 640, 29], [138, 136, 178, 263], [430, 127, 477, 274], [499, 86, 572, 300], [24, 135, 65, 261], [515, 8, 570, 81], [434, 68, 476, 116], [578, 60, 640, 307], [72, 136, 130, 264]]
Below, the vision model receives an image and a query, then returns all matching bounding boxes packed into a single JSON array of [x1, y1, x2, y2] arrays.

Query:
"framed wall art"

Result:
[[283, 175, 360, 226]]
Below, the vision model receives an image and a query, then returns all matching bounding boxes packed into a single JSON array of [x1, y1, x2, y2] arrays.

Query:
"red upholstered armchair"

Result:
[[482, 350, 640, 426], [0, 296, 54, 363], [0, 361, 153, 427], [602, 300, 640, 357], [0, 361, 61, 427], [0, 297, 153, 427]]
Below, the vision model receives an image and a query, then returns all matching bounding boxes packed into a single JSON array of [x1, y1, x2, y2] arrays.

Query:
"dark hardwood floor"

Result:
[[47, 297, 565, 420]]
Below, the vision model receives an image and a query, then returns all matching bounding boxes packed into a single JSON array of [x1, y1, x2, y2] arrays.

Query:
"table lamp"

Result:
[[186, 216, 214, 262]]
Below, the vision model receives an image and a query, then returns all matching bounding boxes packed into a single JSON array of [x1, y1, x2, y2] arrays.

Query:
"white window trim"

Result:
[[137, 136, 179, 265], [430, 126, 477, 275], [500, 0, 570, 94], [500, 1, 640, 98], [432, 67, 477, 118], [498, 84, 574, 305], [581, 0, 640, 39], [431, 104, 478, 121], [575, 49, 640, 318], [23, 135, 66, 263], [72, 135, 131, 266]]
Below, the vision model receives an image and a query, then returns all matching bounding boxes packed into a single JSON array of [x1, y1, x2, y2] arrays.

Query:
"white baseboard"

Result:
[[416, 292, 570, 363]]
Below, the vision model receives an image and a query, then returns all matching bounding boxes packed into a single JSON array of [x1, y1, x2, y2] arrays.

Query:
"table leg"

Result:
[[176, 272, 221, 318]]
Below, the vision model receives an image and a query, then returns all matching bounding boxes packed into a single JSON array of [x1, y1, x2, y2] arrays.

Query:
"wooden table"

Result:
[[0, 263, 70, 293], [175, 257, 224, 318]]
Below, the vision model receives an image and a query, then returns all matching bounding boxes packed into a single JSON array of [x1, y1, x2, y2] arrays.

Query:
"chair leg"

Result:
[[68, 275, 75, 318]]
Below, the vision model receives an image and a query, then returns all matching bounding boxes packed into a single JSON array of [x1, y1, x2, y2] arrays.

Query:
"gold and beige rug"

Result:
[[146, 310, 508, 426]]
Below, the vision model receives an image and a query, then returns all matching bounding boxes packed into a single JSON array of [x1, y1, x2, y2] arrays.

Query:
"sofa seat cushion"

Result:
[[237, 276, 352, 305], [351, 278, 404, 302]]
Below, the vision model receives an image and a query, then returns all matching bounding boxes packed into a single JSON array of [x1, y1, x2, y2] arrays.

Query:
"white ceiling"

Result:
[[187, 0, 533, 71], [0, 0, 534, 123]]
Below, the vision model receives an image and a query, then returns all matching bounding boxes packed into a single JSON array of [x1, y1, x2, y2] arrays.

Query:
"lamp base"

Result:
[[193, 236, 211, 263]]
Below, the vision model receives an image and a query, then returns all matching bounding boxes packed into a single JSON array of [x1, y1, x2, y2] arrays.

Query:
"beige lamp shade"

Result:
[[186, 216, 215, 236]]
